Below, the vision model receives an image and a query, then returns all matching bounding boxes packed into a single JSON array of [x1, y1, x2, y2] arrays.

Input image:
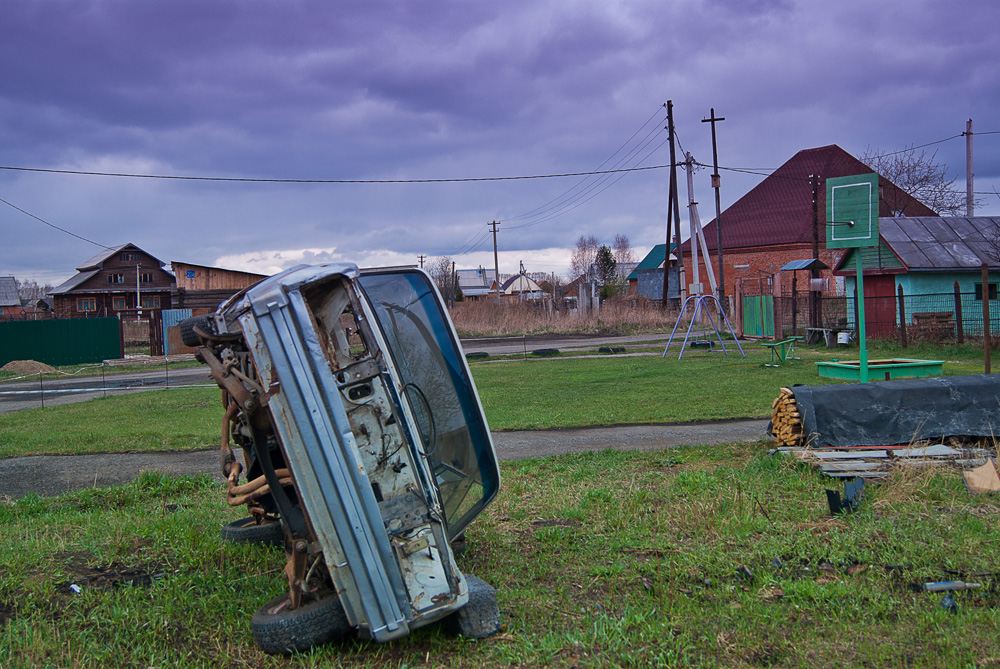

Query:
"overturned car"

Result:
[[183, 264, 501, 653]]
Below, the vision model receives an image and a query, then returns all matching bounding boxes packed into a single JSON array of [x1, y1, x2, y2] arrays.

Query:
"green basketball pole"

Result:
[[855, 252, 869, 383]]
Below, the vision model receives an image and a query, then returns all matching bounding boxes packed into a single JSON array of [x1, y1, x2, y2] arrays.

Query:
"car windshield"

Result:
[[358, 270, 499, 538]]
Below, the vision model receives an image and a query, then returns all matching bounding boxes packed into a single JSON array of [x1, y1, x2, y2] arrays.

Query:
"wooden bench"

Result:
[[761, 336, 802, 367]]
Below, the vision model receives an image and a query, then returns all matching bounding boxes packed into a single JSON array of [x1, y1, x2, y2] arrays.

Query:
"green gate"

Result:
[[0, 318, 121, 367], [742, 294, 774, 338]]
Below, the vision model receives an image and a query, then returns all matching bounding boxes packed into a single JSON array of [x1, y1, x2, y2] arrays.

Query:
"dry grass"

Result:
[[450, 297, 680, 337]]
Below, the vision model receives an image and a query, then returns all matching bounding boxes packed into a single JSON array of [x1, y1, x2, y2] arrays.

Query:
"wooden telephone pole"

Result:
[[702, 108, 726, 310], [489, 220, 501, 303]]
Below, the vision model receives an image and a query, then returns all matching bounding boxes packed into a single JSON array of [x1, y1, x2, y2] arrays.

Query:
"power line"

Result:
[[0, 196, 112, 249], [0, 163, 666, 184]]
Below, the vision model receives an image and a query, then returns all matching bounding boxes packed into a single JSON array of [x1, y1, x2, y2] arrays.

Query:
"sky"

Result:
[[2, 0, 999, 287]]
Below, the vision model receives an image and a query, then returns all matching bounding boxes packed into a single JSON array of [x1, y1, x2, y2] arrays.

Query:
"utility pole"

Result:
[[489, 220, 501, 303], [702, 108, 726, 310], [451, 260, 456, 307], [685, 152, 717, 297], [418, 254, 426, 269], [662, 100, 682, 310], [965, 118, 975, 216]]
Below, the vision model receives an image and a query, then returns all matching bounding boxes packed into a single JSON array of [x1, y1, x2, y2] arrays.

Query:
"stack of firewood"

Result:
[[771, 387, 804, 447]]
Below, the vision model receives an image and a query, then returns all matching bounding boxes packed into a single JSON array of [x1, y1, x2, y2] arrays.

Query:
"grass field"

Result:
[[0, 340, 991, 458], [1, 445, 998, 667]]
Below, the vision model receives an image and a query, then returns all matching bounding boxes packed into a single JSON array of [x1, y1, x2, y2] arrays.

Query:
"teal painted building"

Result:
[[833, 216, 1000, 335]]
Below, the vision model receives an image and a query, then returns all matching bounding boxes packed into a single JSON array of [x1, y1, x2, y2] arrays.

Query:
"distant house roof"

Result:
[[627, 243, 677, 281], [77, 243, 166, 271], [500, 274, 543, 294], [693, 145, 938, 252], [0, 276, 19, 308], [833, 216, 1000, 274], [456, 267, 497, 297]]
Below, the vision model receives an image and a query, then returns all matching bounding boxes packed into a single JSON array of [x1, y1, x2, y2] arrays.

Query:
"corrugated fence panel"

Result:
[[0, 318, 121, 367], [161, 309, 192, 355]]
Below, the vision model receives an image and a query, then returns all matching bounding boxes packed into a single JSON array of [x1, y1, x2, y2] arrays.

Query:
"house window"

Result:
[[107, 273, 125, 284], [140, 273, 154, 283], [77, 297, 96, 312], [975, 283, 998, 301], [121, 252, 138, 261], [113, 297, 127, 310], [141, 295, 160, 309]]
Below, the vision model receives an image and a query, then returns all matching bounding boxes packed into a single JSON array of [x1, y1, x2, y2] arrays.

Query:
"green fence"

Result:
[[0, 318, 121, 367], [742, 294, 774, 337]]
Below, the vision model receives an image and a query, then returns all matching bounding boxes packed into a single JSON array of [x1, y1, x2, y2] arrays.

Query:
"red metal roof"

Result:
[[691, 145, 937, 252]]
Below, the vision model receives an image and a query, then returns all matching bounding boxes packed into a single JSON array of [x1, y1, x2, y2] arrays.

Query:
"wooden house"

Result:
[[171, 261, 267, 314], [49, 244, 175, 319]]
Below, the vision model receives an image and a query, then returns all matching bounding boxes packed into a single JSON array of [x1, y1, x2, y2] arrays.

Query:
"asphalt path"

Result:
[[0, 366, 214, 414], [0, 419, 770, 499]]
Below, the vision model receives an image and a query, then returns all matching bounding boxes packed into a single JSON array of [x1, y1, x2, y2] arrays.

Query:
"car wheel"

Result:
[[179, 314, 213, 347], [221, 517, 284, 547], [251, 592, 351, 655], [446, 574, 501, 639]]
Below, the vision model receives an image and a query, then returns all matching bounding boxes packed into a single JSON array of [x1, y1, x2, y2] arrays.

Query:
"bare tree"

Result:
[[612, 234, 634, 266], [428, 256, 455, 297], [860, 146, 979, 216], [15, 278, 53, 305], [570, 234, 599, 279]]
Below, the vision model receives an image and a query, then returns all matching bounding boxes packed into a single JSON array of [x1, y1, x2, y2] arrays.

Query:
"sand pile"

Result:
[[1, 360, 59, 375]]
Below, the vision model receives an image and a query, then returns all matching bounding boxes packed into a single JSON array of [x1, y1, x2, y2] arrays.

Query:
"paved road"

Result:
[[0, 367, 214, 414], [0, 419, 770, 499]]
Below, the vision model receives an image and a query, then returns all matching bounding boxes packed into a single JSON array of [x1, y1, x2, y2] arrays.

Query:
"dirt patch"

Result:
[[1, 360, 59, 375], [58, 560, 166, 594]]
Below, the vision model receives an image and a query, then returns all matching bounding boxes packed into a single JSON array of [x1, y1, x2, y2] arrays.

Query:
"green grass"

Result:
[[2, 449, 998, 667], [0, 388, 222, 458], [1, 340, 991, 458]]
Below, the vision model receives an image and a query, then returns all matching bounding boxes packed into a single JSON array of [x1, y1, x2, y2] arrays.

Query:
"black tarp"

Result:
[[789, 374, 1000, 448]]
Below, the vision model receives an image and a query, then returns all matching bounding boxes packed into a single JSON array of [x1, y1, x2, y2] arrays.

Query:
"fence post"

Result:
[[983, 263, 991, 374], [953, 281, 964, 344], [897, 284, 907, 348], [791, 274, 798, 335], [39, 371, 44, 409]]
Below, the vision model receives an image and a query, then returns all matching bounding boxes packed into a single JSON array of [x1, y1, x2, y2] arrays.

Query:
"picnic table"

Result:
[[761, 336, 803, 367]]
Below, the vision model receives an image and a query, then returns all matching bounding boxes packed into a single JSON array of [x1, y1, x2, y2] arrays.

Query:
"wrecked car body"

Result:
[[185, 263, 501, 653]]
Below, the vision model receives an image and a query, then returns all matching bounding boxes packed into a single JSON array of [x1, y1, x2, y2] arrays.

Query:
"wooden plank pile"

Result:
[[770, 387, 804, 447], [773, 444, 992, 479]]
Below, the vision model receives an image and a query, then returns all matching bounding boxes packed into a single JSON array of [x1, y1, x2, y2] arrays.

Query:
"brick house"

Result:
[[50, 243, 175, 318], [681, 145, 937, 307]]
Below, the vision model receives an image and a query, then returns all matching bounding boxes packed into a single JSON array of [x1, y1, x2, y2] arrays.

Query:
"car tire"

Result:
[[221, 517, 284, 547], [251, 592, 351, 655], [446, 574, 501, 639], [179, 314, 213, 347]]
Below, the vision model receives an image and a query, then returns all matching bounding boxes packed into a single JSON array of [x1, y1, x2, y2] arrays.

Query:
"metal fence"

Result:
[[770, 288, 1000, 344], [0, 317, 121, 367], [0, 361, 213, 415]]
